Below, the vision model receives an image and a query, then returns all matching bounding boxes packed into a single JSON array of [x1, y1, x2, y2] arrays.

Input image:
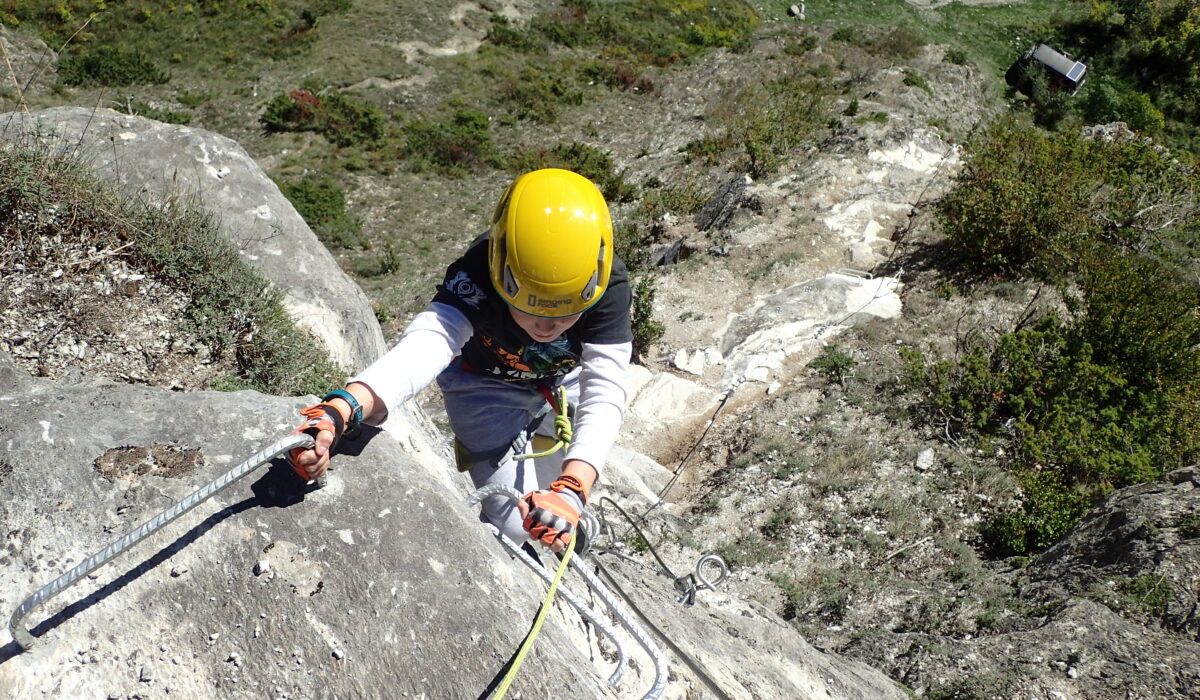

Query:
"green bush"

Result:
[[938, 115, 1200, 280], [1055, 0, 1199, 153], [809, 344, 857, 386], [137, 200, 345, 395], [944, 47, 968, 65], [680, 69, 831, 180], [683, 133, 735, 165], [903, 251, 1200, 553], [630, 275, 665, 363], [830, 27, 860, 44], [579, 47, 655, 93], [487, 15, 545, 53], [912, 120, 1200, 553], [261, 89, 385, 148], [499, 67, 583, 123], [863, 26, 925, 59], [734, 72, 829, 178], [527, 0, 759, 65], [936, 117, 1101, 278], [115, 99, 191, 125], [639, 178, 709, 219], [509, 141, 636, 203], [401, 109, 504, 177], [902, 68, 932, 95], [58, 46, 169, 87], [1083, 78, 1165, 134], [279, 176, 366, 249]]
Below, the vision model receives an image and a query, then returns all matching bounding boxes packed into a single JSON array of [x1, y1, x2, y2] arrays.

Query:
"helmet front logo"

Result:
[[526, 294, 573, 310]]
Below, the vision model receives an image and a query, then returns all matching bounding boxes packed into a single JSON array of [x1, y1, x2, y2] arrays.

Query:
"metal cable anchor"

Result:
[[673, 554, 728, 606]]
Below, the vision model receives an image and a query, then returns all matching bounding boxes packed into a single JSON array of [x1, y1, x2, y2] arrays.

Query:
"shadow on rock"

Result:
[[1, 456, 330, 664]]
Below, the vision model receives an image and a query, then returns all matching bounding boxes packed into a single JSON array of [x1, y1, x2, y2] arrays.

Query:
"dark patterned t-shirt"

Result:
[[432, 234, 632, 383]]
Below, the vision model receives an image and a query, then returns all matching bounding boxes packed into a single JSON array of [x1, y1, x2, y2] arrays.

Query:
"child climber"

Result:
[[288, 168, 632, 553]]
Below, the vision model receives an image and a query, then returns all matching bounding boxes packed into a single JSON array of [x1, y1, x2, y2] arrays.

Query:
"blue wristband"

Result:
[[322, 389, 363, 427]]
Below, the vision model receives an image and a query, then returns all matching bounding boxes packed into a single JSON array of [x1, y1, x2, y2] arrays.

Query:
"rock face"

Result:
[[844, 469, 1200, 698], [0, 355, 603, 698], [0, 107, 386, 372], [1030, 468, 1200, 642], [0, 26, 56, 94], [0, 352, 907, 699]]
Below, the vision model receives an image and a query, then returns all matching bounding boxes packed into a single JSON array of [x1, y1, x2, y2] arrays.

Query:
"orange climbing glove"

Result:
[[522, 475, 588, 551], [287, 402, 346, 482]]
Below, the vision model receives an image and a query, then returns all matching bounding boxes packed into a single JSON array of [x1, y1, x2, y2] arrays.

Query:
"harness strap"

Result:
[[453, 384, 571, 471]]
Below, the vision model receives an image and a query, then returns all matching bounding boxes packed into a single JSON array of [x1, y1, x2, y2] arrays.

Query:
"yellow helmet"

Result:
[[488, 168, 614, 318]]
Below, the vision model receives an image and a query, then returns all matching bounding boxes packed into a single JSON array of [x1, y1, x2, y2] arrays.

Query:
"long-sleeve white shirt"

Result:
[[352, 302, 631, 473]]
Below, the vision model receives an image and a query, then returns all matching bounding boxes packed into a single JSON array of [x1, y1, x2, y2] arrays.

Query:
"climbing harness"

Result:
[[454, 384, 572, 471], [513, 385, 571, 461], [467, 484, 668, 700], [8, 432, 316, 651]]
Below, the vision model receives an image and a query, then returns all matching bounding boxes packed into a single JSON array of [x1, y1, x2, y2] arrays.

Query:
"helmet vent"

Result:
[[503, 265, 520, 297], [581, 270, 598, 302]]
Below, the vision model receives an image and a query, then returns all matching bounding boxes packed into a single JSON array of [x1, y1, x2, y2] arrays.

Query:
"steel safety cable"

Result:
[[588, 554, 737, 700], [469, 484, 667, 700], [9, 432, 315, 651], [473, 524, 629, 690]]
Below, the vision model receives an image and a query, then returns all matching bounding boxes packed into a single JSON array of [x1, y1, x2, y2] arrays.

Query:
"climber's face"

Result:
[[509, 307, 581, 343]]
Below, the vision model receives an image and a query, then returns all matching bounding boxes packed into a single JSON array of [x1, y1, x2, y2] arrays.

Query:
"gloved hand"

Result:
[[521, 478, 585, 552], [287, 402, 345, 482]]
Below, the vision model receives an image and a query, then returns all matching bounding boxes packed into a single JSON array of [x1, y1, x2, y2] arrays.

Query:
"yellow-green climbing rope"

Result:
[[491, 534, 576, 700]]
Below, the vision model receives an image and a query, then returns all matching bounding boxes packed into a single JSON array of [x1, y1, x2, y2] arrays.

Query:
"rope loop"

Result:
[[513, 385, 571, 461]]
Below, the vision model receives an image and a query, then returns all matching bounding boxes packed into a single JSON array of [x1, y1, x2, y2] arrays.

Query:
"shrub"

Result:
[[864, 26, 925, 59], [683, 133, 735, 165], [904, 252, 1200, 554], [487, 15, 545, 53], [261, 89, 385, 147], [279, 176, 366, 249], [499, 67, 583, 123], [579, 47, 655, 93], [1115, 574, 1173, 619], [936, 116, 1096, 278], [509, 141, 636, 203], [902, 68, 932, 95], [1082, 78, 1165, 134], [58, 46, 169, 87], [1054, 0, 1199, 154], [831, 27, 860, 44], [944, 47, 968, 65], [808, 344, 857, 386], [0, 146, 343, 396], [116, 99, 191, 125], [639, 178, 709, 219], [528, 0, 758, 64], [630, 275, 664, 363], [938, 115, 1200, 280], [401, 109, 504, 177], [734, 72, 829, 178]]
